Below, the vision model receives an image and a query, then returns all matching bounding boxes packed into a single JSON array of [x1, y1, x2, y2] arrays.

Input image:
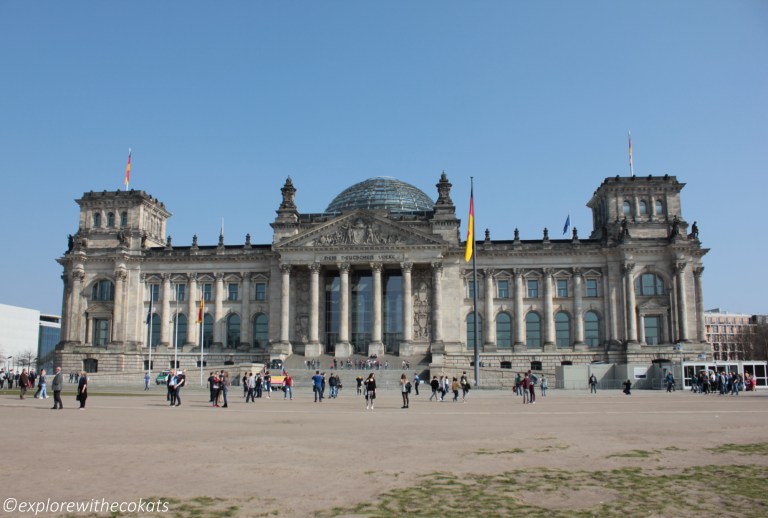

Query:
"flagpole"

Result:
[[470, 177, 480, 388], [628, 131, 635, 177], [173, 288, 179, 370], [148, 290, 153, 378], [200, 288, 205, 387]]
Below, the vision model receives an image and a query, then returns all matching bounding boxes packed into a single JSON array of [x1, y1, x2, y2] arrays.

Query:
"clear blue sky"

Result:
[[1, 1, 766, 315]]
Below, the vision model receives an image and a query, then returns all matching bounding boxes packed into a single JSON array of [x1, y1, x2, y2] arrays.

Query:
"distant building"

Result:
[[56, 173, 711, 377], [0, 303, 60, 372], [38, 314, 62, 371], [704, 309, 767, 361]]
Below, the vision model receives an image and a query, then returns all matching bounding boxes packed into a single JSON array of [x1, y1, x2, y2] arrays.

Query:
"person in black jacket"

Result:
[[364, 373, 376, 410], [51, 367, 64, 410]]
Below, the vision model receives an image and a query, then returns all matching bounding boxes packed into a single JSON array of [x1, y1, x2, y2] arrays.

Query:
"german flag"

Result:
[[197, 294, 204, 324], [124, 149, 132, 188], [465, 185, 474, 262]]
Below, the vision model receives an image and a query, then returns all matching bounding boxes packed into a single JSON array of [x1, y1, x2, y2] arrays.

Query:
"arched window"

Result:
[[623, 201, 632, 216], [496, 312, 512, 349], [226, 314, 241, 348], [584, 311, 600, 347], [173, 313, 187, 348], [149, 313, 161, 347], [107, 212, 115, 228], [93, 212, 101, 228], [92, 280, 114, 301], [120, 211, 128, 227], [635, 273, 665, 296], [203, 314, 214, 347], [655, 200, 664, 215], [253, 314, 269, 348], [525, 312, 541, 348], [466, 313, 483, 350], [639, 200, 648, 216], [555, 312, 571, 348]]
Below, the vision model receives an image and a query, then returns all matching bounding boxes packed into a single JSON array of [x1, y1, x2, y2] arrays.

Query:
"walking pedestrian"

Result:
[[589, 374, 598, 394], [399, 373, 410, 408], [312, 371, 323, 402], [364, 373, 376, 410], [284, 372, 293, 400], [144, 372, 151, 391], [19, 369, 30, 399], [429, 376, 440, 401], [174, 369, 186, 407], [51, 366, 63, 410], [77, 371, 88, 409]]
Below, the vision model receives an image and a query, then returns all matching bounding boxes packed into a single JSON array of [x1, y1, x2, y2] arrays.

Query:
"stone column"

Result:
[[241, 273, 251, 346], [638, 314, 646, 344], [60, 274, 70, 343], [676, 262, 690, 342], [336, 263, 353, 357], [112, 268, 127, 344], [401, 262, 413, 353], [484, 269, 496, 352], [694, 267, 706, 342], [186, 274, 198, 345], [513, 269, 525, 351], [72, 270, 85, 343], [573, 268, 587, 350], [306, 263, 322, 356], [543, 269, 555, 351], [368, 262, 385, 356], [279, 264, 292, 345], [161, 273, 172, 346], [214, 273, 225, 346], [605, 263, 619, 348], [624, 263, 638, 347], [431, 262, 444, 349]]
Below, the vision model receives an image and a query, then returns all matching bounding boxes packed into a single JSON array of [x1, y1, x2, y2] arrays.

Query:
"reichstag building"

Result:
[[55, 172, 709, 375]]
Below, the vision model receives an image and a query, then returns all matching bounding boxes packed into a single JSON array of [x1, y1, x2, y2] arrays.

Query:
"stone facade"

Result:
[[55, 173, 709, 374]]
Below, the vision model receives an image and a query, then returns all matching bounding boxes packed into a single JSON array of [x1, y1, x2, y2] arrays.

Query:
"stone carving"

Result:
[[141, 232, 147, 248], [192, 234, 198, 249], [514, 228, 520, 241], [620, 218, 630, 238], [315, 218, 403, 246], [245, 233, 251, 247], [166, 235, 172, 249], [412, 269, 432, 341], [280, 176, 296, 210], [435, 171, 453, 205], [670, 215, 680, 238], [690, 221, 699, 239], [572, 227, 579, 240], [485, 228, 490, 241], [117, 230, 128, 246], [67, 234, 74, 252], [543, 228, 549, 240]]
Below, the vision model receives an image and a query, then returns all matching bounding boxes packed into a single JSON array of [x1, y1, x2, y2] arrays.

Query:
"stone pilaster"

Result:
[[430, 262, 444, 351], [277, 264, 292, 355], [400, 262, 413, 355], [573, 268, 586, 350], [483, 269, 497, 352], [241, 273, 251, 346], [694, 267, 706, 342], [112, 268, 127, 344], [186, 274, 198, 345], [513, 269, 525, 351], [675, 262, 690, 342], [543, 268, 555, 351], [161, 273, 172, 347], [624, 262, 638, 349], [214, 273, 225, 346]]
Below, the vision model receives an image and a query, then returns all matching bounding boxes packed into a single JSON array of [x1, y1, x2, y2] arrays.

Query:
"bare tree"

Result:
[[16, 349, 38, 372], [744, 323, 768, 361]]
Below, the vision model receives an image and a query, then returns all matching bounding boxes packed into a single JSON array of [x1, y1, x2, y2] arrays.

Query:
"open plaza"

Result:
[[1, 382, 766, 517]]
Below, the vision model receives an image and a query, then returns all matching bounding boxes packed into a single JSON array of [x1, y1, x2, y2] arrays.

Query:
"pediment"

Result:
[[275, 211, 446, 249]]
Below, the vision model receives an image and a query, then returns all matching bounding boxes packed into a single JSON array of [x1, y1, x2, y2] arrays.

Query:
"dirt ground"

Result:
[[1, 384, 767, 517]]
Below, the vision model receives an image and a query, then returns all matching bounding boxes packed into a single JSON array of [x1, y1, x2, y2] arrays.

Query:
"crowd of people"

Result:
[[690, 370, 756, 395]]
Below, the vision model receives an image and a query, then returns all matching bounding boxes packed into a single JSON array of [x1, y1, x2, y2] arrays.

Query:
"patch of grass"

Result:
[[607, 449, 658, 458], [315, 464, 768, 517], [474, 447, 524, 455], [707, 443, 768, 455]]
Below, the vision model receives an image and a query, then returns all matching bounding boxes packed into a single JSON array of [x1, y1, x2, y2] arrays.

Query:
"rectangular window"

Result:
[[644, 315, 662, 345], [149, 284, 160, 303], [228, 283, 238, 301], [203, 283, 212, 302], [557, 279, 568, 297], [175, 283, 185, 302], [527, 280, 539, 298], [255, 283, 266, 301], [468, 281, 476, 299], [585, 279, 598, 297], [93, 319, 109, 346], [497, 280, 509, 299]]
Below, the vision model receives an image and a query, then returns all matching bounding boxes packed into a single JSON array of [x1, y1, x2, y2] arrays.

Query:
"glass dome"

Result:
[[326, 177, 434, 213]]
